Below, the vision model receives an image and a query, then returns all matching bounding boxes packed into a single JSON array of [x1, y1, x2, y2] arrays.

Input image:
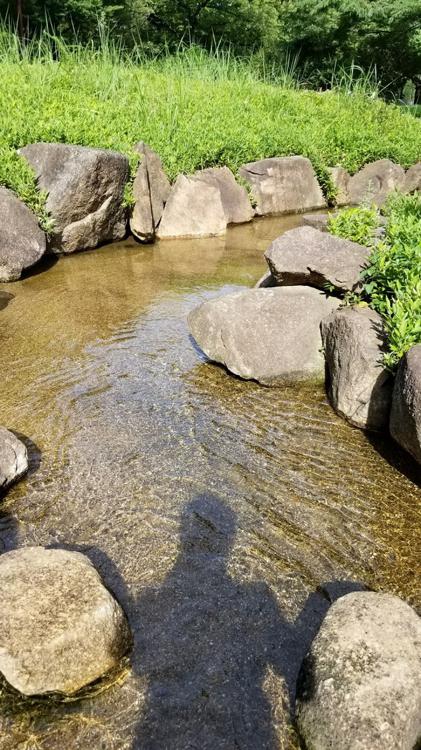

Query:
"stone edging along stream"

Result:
[[0, 140, 420, 282]]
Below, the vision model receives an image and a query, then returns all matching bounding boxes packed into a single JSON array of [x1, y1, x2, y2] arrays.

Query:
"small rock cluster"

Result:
[[0, 143, 420, 282], [189, 218, 421, 466]]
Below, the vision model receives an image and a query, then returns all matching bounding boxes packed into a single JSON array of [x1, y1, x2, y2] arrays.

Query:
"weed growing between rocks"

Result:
[[328, 205, 379, 246], [1, 29, 421, 220], [328, 193, 421, 370]]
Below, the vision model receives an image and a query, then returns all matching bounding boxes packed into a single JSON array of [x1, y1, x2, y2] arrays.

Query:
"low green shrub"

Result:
[[329, 192, 421, 370], [327, 205, 379, 246]]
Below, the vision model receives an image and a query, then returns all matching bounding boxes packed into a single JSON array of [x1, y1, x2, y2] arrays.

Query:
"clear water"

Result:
[[0, 216, 419, 749]]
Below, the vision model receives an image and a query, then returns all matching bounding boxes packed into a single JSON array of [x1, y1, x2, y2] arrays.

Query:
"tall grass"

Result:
[[0, 27, 421, 220]]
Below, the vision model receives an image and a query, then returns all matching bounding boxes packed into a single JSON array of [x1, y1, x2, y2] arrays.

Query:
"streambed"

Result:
[[0, 215, 420, 750]]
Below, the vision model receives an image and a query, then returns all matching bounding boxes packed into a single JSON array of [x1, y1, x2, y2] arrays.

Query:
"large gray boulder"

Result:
[[0, 428, 28, 492], [296, 591, 421, 750], [328, 166, 350, 206], [157, 167, 253, 239], [188, 287, 339, 385], [238, 156, 326, 216], [390, 344, 421, 464], [404, 162, 421, 194], [194, 166, 254, 225], [320, 306, 393, 430], [130, 142, 171, 243], [157, 174, 227, 239], [19, 143, 129, 254], [0, 187, 46, 281], [0, 547, 132, 696], [265, 226, 370, 294], [347, 159, 405, 206]]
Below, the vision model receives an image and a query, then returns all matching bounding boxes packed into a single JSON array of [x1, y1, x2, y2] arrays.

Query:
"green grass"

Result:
[[405, 104, 421, 118], [1, 30, 421, 222], [328, 193, 421, 370]]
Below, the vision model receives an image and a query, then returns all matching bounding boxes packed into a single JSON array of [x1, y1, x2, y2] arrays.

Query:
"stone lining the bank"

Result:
[[0, 141, 420, 280]]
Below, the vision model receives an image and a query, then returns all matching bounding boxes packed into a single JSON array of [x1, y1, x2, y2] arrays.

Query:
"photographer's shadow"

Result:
[[123, 494, 357, 750]]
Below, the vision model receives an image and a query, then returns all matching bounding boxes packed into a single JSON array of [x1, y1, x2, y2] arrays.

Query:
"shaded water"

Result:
[[0, 215, 420, 749]]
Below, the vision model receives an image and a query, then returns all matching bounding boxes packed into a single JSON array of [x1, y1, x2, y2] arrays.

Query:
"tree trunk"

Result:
[[413, 77, 421, 105], [16, 0, 24, 38]]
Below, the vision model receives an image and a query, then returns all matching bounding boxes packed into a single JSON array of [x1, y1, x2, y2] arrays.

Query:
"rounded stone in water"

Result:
[[296, 591, 421, 750], [0, 427, 28, 492], [0, 547, 132, 696]]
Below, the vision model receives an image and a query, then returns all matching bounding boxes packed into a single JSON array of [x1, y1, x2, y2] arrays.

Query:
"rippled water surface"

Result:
[[0, 216, 420, 749]]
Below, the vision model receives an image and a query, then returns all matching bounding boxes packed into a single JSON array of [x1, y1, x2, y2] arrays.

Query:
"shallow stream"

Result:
[[0, 215, 420, 749]]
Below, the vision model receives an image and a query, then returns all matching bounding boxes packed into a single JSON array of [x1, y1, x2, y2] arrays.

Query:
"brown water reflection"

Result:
[[0, 215, 420, 750]]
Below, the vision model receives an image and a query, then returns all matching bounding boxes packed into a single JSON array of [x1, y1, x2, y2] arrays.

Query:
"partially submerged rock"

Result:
[[130, 142, 171, 242], [347, 159, 405, 206], [328, 166, 350, 206], [20, 143, 129, 254], [321, 306, 393, 430], [0, 428, 28, 492], [0, 547, 132, 696], [300, 213, 331, 232], [265, 226, 369, 294], [157, 174, 227, 239], [239, 156, 326, 216], [188, 287, 339, 385], [296, 591, 421, 750], [0, 187, 46, 281], [390, 344, 421, 464], [404, 162, 421, 194]]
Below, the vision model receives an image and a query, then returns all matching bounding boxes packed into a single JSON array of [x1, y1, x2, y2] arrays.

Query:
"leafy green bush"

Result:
[[1, 31, 421, 220], [327, 205, 379, 246], [329, 193, 421, 370]]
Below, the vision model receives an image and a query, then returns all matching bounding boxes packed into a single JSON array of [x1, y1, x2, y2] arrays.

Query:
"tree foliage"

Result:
[[1, 0, 420, 97]]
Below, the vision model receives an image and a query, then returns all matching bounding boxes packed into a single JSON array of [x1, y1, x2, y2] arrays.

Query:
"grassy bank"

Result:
[[328, 193, 421, 369], [1, 32, 421, 221]]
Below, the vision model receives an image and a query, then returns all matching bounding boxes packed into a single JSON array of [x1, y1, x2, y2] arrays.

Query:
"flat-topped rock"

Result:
[[157, 174, 227, 239], [390, 344, 421, 464], [130, 142, 171, 242], [321, 306, 393, 430], [296, 591, 421, 750], [0, 428, 28, 492], [20, 143, 129, 254], [188, 287, 339, 385], [0, 547, 132, 696], [265, 226, 369, 294], [404, 162, 421, 193], [328, 166, 350, 206], [347, 159, 405, 206], [239, 156, 326, 216], [0, 187, 46, 281]]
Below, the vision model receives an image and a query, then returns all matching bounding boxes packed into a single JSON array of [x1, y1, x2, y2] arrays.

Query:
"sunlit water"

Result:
[[0, 215, 420, 749]]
